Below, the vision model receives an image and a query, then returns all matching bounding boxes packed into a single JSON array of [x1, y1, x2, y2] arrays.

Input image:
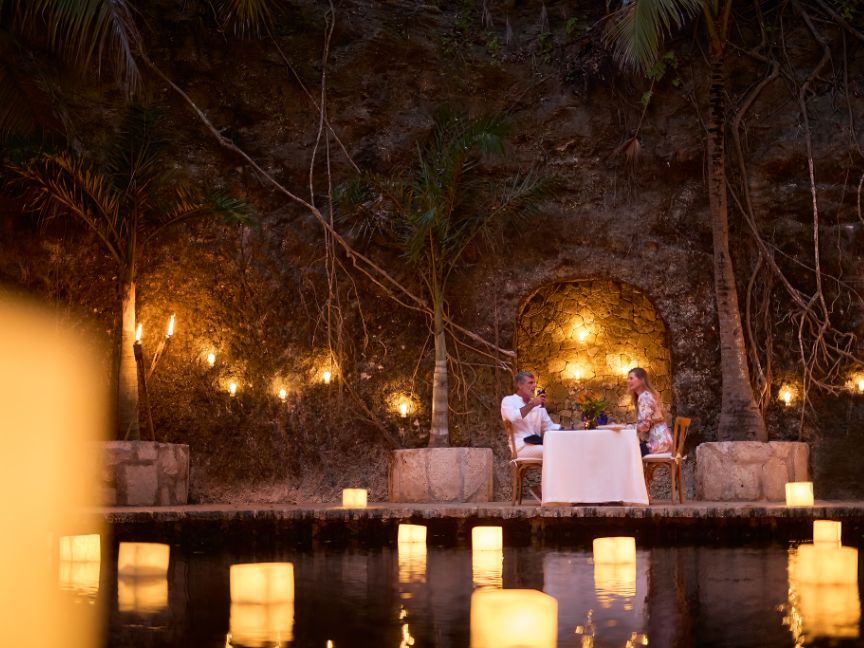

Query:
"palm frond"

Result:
[[605, 0, 702, 73], [20, 0, 142, 93], [217, 0, 285, 37], [9, 151, 125, 264]]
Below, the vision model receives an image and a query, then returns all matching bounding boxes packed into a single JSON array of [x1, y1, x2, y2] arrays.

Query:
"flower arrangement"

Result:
[[576, 391, 608, 429]]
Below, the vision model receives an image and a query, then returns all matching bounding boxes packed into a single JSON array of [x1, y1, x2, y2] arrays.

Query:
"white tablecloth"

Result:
[[542, 427, 649, 505]]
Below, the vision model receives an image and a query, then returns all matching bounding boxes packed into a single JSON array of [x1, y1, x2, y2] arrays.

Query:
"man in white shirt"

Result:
[[501, 371, 560, 458]]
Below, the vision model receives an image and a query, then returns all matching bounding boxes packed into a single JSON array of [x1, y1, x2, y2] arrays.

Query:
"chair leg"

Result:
[[669, 465, 677, 504], [511, 467, 520, 506], [676, 465, 685, 503]]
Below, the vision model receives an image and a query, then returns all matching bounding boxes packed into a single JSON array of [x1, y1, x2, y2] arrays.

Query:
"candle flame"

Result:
[[399, 402, 408, 418], [228, 382, 237, 396], [322, 370, 332, 384], [207, 352, 216, 367], [135, 323, 142, 343], [166, 314, 175, 337], [278, 388, 287, 401], [780, 388, 792, 405], [857, 379, 864, 393]]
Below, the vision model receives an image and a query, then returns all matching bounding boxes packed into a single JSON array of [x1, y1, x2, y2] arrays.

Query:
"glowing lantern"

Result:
[[278, 388, 287, 401], [593, 537, 637, 598], [58, 534, 101, 597], [813, 520, 841, 546], [780, 388, 793, 406], [398, 524, 427, 544], [207, 352, 216, 367], [470, 588, 557, 648], [785, 482, 814, 507], [857, 379, 864, 393], [577, 329, 587, 343], [322, 370, 332, 384], [230, 563, 294, 646], [399, 402, 409, 418], [342, 488, 367, 508], [472, 526, 503, 589], [117, 542, 170, 614], [788, 545, 859, 639], [398, 524, 427, 584], [229, 382, 238, 397]]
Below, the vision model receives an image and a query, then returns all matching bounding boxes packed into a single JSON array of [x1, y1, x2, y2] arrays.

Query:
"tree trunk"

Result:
[[706, 50, 767, 442], [428, 299, 449, 447], [118, 279, 140, 440]]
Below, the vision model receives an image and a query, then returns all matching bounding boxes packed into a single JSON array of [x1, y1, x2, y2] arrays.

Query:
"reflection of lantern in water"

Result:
[[342, 488, 367, 508], [472, 526, 503, 589], [398, 524, 427, 584], [470, 588, 557, 648], [58, 534, 101, 597], [785, 482, 814, 507], [813, 520, 841, 546], [593, 537, 637, 598], [117, 542, 170, 614], [787, 544, 859, 640], [230, 563, 295, 647]]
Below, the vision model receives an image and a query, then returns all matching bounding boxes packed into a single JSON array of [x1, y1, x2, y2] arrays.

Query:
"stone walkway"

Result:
[[79, 500, 864, 547]]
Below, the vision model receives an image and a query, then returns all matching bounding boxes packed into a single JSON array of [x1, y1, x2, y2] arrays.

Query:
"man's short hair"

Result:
[[514, 371, 535, 385]]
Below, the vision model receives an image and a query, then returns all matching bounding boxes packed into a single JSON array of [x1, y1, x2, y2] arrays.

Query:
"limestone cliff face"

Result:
[[1, 0, 862, 500]]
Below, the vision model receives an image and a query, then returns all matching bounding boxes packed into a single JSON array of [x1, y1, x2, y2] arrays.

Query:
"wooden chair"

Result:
[[504, 419, 543, 505], [643, 416, 692, 504]]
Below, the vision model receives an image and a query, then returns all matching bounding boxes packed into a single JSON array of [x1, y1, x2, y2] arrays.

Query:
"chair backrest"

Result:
[[503, 419, 518, 461], [672, 416, 692, 457]]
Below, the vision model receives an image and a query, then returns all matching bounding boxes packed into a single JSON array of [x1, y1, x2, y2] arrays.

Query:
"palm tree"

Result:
[[607, 0, 767, 441], [0, 0, 282, 141], [340, 114, 554, 447], [9, 106, 249, 439]]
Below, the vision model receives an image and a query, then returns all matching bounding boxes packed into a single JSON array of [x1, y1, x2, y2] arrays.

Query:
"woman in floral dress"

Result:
[[627, 367, 672, 456]]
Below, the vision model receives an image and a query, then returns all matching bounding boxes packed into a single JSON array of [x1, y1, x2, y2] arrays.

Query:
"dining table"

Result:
[[541, 425, 650, 505]]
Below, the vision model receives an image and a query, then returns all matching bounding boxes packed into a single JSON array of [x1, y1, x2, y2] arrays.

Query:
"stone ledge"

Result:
[[695, 441, 809, 501]]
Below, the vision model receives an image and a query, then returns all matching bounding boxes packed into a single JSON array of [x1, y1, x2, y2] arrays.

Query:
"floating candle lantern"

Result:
[[470, 588, 557, 648], [230, 562, 294, 646]]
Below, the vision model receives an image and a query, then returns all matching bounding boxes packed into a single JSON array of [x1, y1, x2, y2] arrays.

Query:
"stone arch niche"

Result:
[[516, 279, 672, 427]]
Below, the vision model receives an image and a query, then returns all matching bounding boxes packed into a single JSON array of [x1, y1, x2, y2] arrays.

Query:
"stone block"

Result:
[[390, 448, 493, 503], [124, 464, 158, 505], [99, 441, 190, 506], [696, 441, 810, 501]]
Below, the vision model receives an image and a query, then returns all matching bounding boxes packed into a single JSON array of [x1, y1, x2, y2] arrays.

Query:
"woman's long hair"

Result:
[[629, 367, 666, 419]]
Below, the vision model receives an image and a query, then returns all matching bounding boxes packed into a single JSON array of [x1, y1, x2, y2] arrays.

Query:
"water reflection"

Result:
[[472, 527, 503, 589], [86, 542, 864, 647], [784, 544, 860, 643], [117, 542, 170, 615], [58, 534, 101, 598], [544, 548, 648, 647]]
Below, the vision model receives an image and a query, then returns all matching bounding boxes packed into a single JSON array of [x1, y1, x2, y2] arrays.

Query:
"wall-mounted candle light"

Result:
[[229, 382, 238, 397], [278, 388, 287, 402], [780, 387, 793, 406], [857, 379, 864, 393], [323, 370, 332, 384], [399, 402, 409, 418], [135, 323, 143, 343], [207, 352, 216, 367], [166, 314, 175, 337]]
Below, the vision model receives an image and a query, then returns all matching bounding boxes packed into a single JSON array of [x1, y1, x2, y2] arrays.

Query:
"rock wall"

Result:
[[516, 279, 671, 426], [102, 442, 190, 506]]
